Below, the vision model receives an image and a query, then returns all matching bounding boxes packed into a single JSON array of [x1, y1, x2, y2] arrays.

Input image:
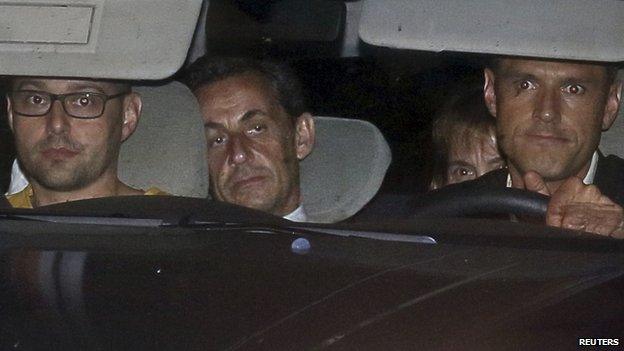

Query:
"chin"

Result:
[[34, 168, 94, 192], [232, 193, 278, 213], [36, 178, 85, 191], [522, 164, 569, 181], [239, 201, 280, 215], [517, 154, 566, 175]]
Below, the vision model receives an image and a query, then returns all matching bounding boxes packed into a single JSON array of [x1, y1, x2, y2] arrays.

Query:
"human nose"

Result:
[[45, 99, 71, 134], [533, 87, 561, 123], [226, 134, 251, 165]]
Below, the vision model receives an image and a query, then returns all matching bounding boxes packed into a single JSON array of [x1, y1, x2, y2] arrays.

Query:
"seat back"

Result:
[[300, 117, 391, 223], [119, 81, 208, 197]]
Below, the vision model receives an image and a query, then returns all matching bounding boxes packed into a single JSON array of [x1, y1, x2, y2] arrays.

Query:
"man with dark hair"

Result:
[[4, 77, 167, 208], [464, 57, 624, 237], [183, 57, 315, 221]]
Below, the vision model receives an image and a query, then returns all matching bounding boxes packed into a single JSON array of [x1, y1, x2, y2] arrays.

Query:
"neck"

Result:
[[508, 161, 592, 194], [29, 171, 141, 207], [274, 188, 301, 217]]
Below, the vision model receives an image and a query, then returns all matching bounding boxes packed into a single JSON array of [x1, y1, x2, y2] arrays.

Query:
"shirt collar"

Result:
[[7, 159, 28, 195], [583, 151, 599, 185], [283, 204, 307, 222], [506, 150, 600, 187]]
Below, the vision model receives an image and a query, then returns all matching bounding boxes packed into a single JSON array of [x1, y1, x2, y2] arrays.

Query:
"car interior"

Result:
[[0, 0, 397, 223], [1, 1, 624, 349], [0, 0, 623, 221]]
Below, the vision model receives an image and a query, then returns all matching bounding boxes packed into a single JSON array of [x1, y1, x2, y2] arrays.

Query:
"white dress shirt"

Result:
[[7, 160, 28, 195], [283, 205, 308, 222]]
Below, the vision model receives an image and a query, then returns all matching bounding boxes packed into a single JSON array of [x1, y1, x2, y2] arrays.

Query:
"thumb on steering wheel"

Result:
[[523, 171, 551, 197]]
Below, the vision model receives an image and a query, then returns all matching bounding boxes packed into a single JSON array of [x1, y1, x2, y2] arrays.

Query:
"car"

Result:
[[0, 0, 623, 350]]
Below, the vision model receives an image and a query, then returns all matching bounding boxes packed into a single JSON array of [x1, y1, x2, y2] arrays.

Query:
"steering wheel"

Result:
[[411, 187, 549, 219]]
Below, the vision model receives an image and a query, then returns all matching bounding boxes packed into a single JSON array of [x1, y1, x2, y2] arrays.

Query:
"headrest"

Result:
[[119, 81, 208, 197], [301, 117, 391, 223]]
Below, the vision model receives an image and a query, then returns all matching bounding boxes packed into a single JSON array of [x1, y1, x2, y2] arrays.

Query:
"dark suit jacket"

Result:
[[351, 153, 624, 221], [593, 153, 624, 207]]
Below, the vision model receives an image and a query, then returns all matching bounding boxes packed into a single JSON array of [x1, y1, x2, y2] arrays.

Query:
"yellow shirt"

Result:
[[6, 185, 169, 209]]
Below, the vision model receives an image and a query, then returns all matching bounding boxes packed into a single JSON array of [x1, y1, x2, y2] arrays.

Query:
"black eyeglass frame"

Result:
[[7, 90, 129, 119]]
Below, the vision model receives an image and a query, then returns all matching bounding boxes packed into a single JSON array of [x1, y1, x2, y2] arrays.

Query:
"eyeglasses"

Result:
[[8, 90, 128, 119]]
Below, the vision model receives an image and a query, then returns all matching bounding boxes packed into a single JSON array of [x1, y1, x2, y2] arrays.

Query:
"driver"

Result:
[[182, 57, 316, 221], [474, 57, 624, 237], [4, 77, 168, 208]]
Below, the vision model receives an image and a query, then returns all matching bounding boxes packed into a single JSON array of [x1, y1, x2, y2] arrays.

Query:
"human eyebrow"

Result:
[[560, 77, 594, 87], [240, 109, 268, 123], [203, 110, 269, 129], [447, 160, 474, 168], [64, 83, 107, 94], [505, 72, 537, 82], [203, 121, 223, 129], [13, 80, 45, 91], [486, 156, 504, 165]]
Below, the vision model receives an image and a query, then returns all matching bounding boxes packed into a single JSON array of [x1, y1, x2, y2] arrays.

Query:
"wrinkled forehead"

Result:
[[9, 76, 130, 94], [198, 74, 277, 103], [196, 74, 283, 122], [494, 57, 611, 82]]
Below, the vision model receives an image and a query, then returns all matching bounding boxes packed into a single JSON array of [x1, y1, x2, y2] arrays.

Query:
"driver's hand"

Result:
[[524, 171, 624, 238]]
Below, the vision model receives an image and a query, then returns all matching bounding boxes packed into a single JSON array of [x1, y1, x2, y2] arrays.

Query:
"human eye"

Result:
[[458, 167, 475, 177], [68, 93, 98, 108], [20, 91, 49, 105], [562, 84, 585, 95], [518, 80, 536, 90], [209, 135, 226, 148], [247, 124, 267, 135], [450, 166, 476, 181]]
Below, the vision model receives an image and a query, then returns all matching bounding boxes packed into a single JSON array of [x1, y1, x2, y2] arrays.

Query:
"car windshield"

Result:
[[0, 1, 623, 349]]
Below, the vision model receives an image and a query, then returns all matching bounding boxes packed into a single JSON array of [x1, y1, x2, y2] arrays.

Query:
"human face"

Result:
[[484, 58, 621, 182], [446, 128, 505, 185], [196, 74, 314, 216], [7, 78, 139, 191]]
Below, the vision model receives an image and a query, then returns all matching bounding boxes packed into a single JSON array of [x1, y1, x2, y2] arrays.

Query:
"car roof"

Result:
[[359, 0, 624, 62], [2, 1, 622, 78]]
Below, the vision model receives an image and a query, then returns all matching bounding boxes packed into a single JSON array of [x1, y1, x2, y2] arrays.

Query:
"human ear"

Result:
[[294, 113, 315, 160], [483, 68, 498, 118], [121, 92, 142, 142], [601, 80, 622, 131], [6, 97, 14, 132]]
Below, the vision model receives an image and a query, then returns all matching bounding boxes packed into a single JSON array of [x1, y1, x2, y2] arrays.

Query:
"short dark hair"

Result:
[[182, 56, 308, 120], [430, 81, 497, 188]]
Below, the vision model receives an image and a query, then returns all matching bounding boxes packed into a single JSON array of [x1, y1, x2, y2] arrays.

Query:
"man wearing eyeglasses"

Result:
[[5, 77, 167, 208]]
